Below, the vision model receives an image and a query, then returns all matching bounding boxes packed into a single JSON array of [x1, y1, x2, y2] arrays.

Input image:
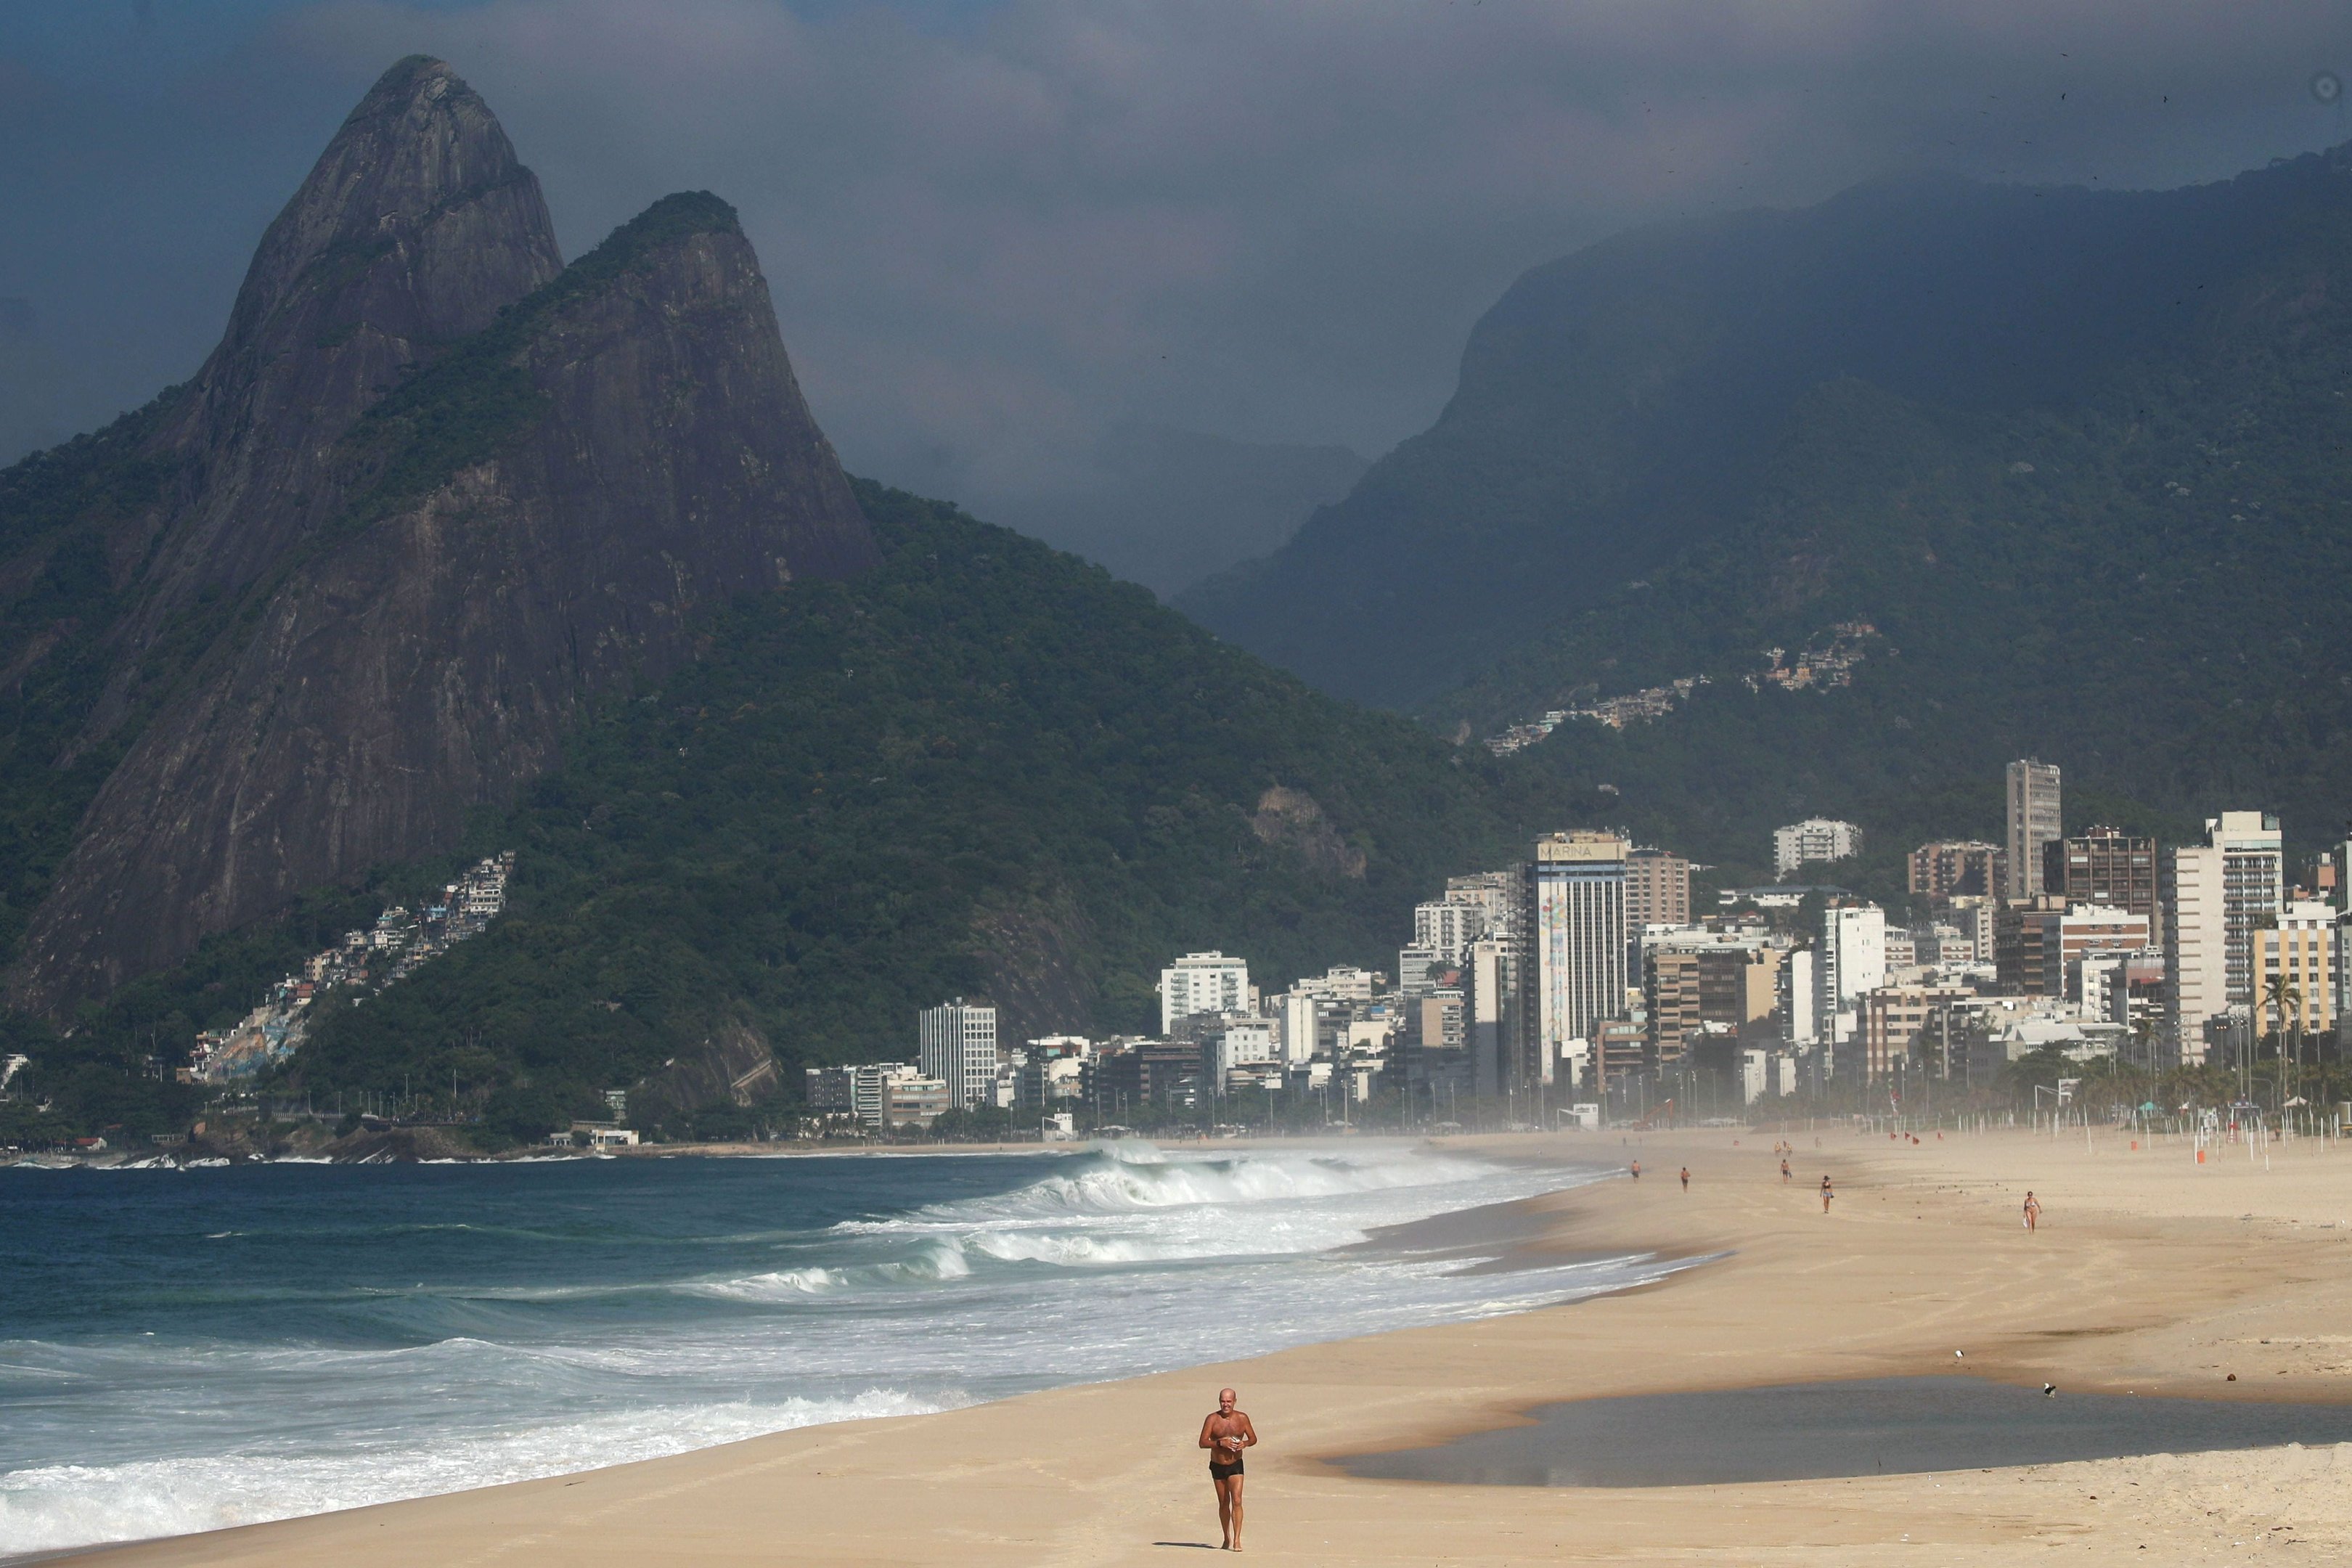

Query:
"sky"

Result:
[[4, 0, 2351, 497]]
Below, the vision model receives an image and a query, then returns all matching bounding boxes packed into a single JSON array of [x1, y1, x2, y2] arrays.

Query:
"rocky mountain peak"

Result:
[[137, 56, 564, 607], [221, 54, 560, 359], [9, 68, 873, 1014]]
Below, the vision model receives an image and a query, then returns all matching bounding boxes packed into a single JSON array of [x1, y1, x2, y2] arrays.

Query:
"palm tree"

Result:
[[2263, 973, 2304, 1117]]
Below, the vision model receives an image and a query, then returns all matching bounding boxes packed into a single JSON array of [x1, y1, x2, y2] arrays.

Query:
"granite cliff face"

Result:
[[111, 57, 564, 650], [8, 60, 872, 1010]]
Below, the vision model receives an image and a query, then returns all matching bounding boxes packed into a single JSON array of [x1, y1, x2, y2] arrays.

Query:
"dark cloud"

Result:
[[4, 0, 2350, 488]]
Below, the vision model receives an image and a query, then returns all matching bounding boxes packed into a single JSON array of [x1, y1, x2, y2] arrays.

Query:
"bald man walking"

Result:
[[1199, 1386, 1258, 1550]]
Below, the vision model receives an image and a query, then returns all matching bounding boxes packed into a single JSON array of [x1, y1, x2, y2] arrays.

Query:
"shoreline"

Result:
[[51, 1125, 2352, 1564], [0, 1126, 1517, 1169]]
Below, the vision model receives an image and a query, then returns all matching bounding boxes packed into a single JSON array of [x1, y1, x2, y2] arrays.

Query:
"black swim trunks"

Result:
[[1209, 1458, 1244, 1479]]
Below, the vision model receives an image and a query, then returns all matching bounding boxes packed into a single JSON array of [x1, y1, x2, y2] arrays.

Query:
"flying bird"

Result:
[[2043, 1383, 2057, 1397]]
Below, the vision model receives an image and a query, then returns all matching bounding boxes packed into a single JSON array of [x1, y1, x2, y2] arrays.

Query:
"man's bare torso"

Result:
[[1205, 1411, 1250, 1466]]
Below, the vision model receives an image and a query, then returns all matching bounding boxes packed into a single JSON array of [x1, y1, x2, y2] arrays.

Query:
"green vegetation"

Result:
[[0, 396, 184, 968], [254, 481, 1542, 1119]]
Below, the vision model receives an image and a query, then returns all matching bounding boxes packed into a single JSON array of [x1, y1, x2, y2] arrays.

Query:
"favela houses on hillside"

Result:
[[184, 854, 515, 1085]]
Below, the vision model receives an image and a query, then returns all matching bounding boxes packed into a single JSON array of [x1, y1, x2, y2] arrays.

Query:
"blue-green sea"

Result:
[[0, 1140, 1636, 1556]]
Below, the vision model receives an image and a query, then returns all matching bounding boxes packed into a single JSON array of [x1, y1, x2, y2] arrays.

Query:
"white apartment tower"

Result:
[[1773, 818, 1863, 879], [2163, 845, 2226, 1063], [1464, 935, 1515, 1096], [1816, 902, 1887, 1053], [1525, 831, 1628, 1086], [1413, 899, 1488, 967], [1158, 951, 1250, 1034], [918, 999, 998, 1109], [2207, 811, 2284, 1010], [2005, 759, 2063, 897], [1780, 948, 1818, 1048], [1278, 990, 1325, 1065]]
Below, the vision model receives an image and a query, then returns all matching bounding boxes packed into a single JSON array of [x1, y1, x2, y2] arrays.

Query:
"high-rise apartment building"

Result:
[[1443, 871, 1517, 934], [1908, 840, 2006, 900], [918, 998, 999, 1109], [2256, 901, 2342, 1039], [1158, 951, 1250, 1033], [2043, 826, 2159, 943], [1773, 819, 1863, 879], [1277, 990, 1326, 1065], [1643, 939, 1781, 1063], [2005, 759, 2063, 897], [1524, 830, 1628, 1086], [1816, 902, 1887, 1055], [1995, 897, 2151, 998], [1625, 848, 1692, 929], [1644, 949, 1704, 1064], [1412, 899, 1487, 967], [1781, 948, 1817, 1047], [2208, 811, 2284, 1010], [1463, 934, 1517, 1096], [1858, 983, 1976, 1080], [2163, 846, 2226, 1064]]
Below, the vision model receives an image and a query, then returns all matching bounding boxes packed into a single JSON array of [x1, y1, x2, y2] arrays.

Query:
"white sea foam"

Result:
[[0, 1390, 947, 1558], [686, 1267, 844, 1300]]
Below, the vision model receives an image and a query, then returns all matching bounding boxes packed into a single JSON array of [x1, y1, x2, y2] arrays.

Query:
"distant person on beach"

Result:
[[1680, 1167, 1690, 1191], [1780, 1158, 1791, 1183], [1630, 1160, 1641, 1180], [1200, 1387, 1257, 1550], [2023, 1192, 2041, 1231], [1820, 1175, 1834, 1213]]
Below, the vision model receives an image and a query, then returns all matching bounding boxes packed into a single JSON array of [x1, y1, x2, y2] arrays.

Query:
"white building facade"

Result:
[[918, 999, 999, 1109], [1772, 818, 1863, 878], [1159, 952, 1250, 1033], [2208, 811, 2284, 1010], [2163, 844, 2227, 1064], [1816, 902, 1887, 1053], [1413, 899, 1488, 967], [1527, 831, 1628, 1086]]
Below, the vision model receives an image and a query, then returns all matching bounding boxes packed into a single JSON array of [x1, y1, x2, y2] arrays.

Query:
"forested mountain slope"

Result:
[[1180, 146, 2352, 722]]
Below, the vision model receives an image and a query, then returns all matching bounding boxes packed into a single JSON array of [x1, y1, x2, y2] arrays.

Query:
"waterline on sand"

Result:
[[2, 1140, 1645, 1556]]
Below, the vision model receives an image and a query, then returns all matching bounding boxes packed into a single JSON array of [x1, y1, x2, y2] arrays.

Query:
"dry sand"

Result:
[[65, 1123, 2352, 1565]]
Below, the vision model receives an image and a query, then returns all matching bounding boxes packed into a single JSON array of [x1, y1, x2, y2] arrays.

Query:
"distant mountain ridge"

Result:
[[1180, 147, 2352, 714]]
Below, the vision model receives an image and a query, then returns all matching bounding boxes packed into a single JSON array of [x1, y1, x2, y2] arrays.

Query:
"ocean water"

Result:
[[0, 1140, 1644, 1556]]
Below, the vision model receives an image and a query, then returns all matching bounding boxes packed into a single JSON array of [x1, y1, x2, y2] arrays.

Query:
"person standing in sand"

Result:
[[1680, 1166, 1690, 1191], [1200, 1387, 1257, 1550], [2023, 1191, 2041, 1231], [1780, 1157, 1791, 1183], [1820, 1175, 1834, 1213], [1630, 1159, 1641, 1180]]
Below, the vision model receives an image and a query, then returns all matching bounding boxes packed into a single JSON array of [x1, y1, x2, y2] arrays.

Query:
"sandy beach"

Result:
[[62, 1123, 2352, 1566]]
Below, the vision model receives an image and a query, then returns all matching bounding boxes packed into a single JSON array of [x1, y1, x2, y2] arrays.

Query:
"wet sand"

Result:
[[1344, 1374, 2352, 1485], [60, 1123, 2352, 1564]]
